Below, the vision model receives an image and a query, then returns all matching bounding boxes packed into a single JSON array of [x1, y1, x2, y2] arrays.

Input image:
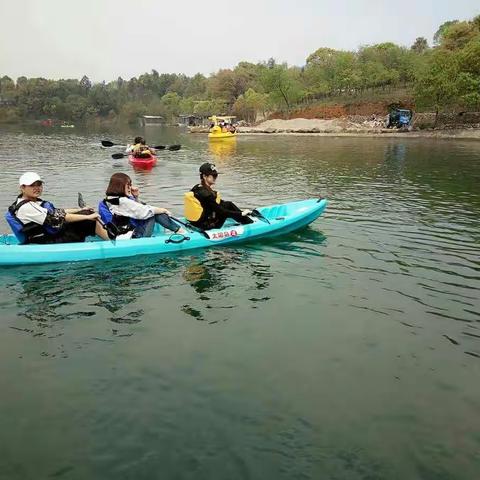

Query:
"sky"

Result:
[[0, 0, 479, 82]]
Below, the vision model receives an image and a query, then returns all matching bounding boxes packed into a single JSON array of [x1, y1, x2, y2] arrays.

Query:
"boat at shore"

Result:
[[208, 115, 237, 140], [0, 198, 327, 266]]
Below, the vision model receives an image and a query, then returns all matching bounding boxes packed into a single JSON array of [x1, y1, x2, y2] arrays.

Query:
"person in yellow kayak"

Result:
[[126, 136, 156, 158], [184, 163, 254, 230], [6, 172, 110, 244]]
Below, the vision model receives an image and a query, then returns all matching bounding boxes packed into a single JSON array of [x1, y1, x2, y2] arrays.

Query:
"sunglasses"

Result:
[[27, 181, 43, 187]]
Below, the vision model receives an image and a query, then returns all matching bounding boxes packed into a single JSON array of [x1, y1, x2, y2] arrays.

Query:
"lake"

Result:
[[0, 126, 479, 480]]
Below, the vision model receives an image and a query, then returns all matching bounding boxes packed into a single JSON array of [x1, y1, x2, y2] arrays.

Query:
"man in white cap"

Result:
[[5, 172, 110, 244]]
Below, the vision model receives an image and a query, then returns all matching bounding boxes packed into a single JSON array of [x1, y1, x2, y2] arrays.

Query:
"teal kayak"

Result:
[[0, 198, 327, 266]]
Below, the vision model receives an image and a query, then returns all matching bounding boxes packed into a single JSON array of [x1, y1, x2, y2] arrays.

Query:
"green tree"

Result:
[[0, 75, 15, 96], [233, 88, 268, 122], [414, 49, 459, 127], [441, 21, 478, 50], [260, 63, 304, 110], [411, 37, 429, 53], [80, 75, 92, 92], [433, 20, 459, 46], [160, 92, 182, 119]]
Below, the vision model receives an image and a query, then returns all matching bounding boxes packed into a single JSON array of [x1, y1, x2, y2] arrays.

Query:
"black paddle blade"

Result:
[[105, 222, 119, 240], [251, 209, 270, 224], [77, 192, 86, 208], [168, 144, 181, 151], [101, 140, 115, 147], [153, 145, 166, 150], [111, 153, 126, 159]]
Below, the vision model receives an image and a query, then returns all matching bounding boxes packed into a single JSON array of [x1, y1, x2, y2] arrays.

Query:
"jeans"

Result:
[[132, 213, 179, 238]]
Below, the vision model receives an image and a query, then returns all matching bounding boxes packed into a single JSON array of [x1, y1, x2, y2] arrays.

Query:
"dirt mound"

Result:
[[270, 101, 414, 120]]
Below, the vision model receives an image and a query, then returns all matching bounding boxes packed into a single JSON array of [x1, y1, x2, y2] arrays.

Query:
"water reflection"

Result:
[[8, 256, 180, 342], [5, 246, 276, 343], [181, 248, 273, 323], [2, 128, 480, 479], [208, 140, 237, 161]]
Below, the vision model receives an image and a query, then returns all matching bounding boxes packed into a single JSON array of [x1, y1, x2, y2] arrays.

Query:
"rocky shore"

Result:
[[189, 117, 480, 140]]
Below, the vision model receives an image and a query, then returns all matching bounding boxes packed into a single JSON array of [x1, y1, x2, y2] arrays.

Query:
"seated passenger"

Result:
[[126, 136, 156, 158], [184, 163, 254, 230], [6, 172, 109, 244], [100, 173, 185, 238]]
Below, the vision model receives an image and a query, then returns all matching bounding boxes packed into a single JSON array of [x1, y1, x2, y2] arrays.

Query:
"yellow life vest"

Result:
[[184, 190, 221, 222], [133, 143, 151, 154]]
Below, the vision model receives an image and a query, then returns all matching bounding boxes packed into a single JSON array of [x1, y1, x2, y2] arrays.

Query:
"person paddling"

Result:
[[5, 172, 109, 244], [184, 163, 254, 230], [99, 172, 185, 238], [126, 136, 156, 158]]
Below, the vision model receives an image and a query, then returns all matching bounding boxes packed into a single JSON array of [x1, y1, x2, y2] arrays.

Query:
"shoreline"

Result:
[[190, 117, 480, 141], [233, 130, 480, 140]]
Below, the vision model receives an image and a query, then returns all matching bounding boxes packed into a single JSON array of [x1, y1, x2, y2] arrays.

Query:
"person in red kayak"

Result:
[[5, 172, 110, 244], [126, 136, 156, 158], [184, 163, 254, 230]]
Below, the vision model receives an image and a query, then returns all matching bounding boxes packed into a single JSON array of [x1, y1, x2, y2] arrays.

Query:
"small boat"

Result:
[[0, 199, 327, 266], [128, 154, 157, 169], [60, 124, 75, 128], [208, 115, 237, 140]]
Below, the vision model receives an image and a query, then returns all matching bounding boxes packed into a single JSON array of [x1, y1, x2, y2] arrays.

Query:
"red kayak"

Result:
[[128, 154, 157, 169]]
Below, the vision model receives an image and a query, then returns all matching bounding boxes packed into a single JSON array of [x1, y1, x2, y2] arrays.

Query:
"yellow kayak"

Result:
[[208, 130, 237, 140], [208, 115, 237, 140]]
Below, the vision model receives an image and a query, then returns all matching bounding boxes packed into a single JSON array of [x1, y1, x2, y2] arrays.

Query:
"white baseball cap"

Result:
[[19, 172, 43, 186]]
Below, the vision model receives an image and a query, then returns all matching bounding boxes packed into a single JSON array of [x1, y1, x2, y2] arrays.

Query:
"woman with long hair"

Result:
[[100, 173, 184, 238]]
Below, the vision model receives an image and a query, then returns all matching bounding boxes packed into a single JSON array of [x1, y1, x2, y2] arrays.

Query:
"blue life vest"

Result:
[[6, 197, 58, 244], [99, 197, 144, 232]]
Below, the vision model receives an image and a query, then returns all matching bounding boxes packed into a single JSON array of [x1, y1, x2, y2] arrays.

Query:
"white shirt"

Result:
[[107, 196, 155, 220], [16, 199, 48, 225]]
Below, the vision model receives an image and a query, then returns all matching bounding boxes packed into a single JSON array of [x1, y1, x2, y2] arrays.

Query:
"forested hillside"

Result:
[[1, 15, 478, 125]]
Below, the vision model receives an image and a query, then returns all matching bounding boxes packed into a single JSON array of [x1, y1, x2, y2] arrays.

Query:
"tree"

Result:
[[260, 63, 304, 110], [0, 76, 15, 97], [441, 21, 478, 50], [183, 73, 207, 98], [411, 37, 429, 53], [414, 49, 459, 127], [456, 37, 480, 109], [433, 20, 459, 46], [160, 92, 182, 119], [208, 69, 247, 105], [80, 75, 92, 92], [233, 88, 268, 122]]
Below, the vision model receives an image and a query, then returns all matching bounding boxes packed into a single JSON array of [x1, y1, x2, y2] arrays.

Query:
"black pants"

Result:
[[30, 220, 97, 244], [192, 201, 254, 230]]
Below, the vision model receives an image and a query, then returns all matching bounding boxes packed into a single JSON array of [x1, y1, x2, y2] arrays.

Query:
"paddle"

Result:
[[111, 144, 181, 159], [250, 209, 270, 224], [77, 193, 119, 240], [102, 140, 182, 150], [168, 216, 211, 239], [101, 140, 125, 147]]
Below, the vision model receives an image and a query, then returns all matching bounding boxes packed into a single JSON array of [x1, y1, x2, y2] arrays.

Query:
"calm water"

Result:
[[0, 127, 479, 480]]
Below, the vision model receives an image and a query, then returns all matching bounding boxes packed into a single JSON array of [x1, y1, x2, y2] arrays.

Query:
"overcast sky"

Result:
[[1, 0, 478, 82]]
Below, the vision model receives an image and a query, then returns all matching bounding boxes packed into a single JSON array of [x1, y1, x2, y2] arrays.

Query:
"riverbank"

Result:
[[190, 117, 480, 140]]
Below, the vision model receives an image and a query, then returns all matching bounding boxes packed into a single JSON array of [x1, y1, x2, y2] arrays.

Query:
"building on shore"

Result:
[[178, 114, 209, 127], [0, 96, 16, 106], [139, 115, 164, 126]]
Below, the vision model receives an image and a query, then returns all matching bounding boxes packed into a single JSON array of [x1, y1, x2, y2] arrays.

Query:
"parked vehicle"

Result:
[[387, 108, 412, 128]]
